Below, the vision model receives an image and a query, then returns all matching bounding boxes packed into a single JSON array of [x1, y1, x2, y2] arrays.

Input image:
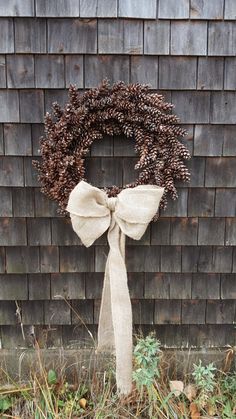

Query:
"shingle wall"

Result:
[[0, 0, 236, 349]]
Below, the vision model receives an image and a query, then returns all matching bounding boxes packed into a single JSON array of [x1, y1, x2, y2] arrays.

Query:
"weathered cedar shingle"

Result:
[[224, 58, 236, 90], [113, 135, 135, 156], [0, 301, 17, 325], [171, 92, 210, 123], [215, 189, 236, 217], [24, 156, 40, 186], [145, 273, 169, 299], [32, 124, 44, 156], [119, 0, 156, 19], [0, 124, 3, 154], [159, 0, 189, 18], [35, 188, 59, 217], [0, 157, 24, 186], [48, 19, 97, 53], [224, 0, 236, 19], [154, 300, 181, 324], [80, 0, 117, 18], [0, 56, 6, 88], [190, 0, 224, 19], [15, 18, 46, 53], [65, 55, 83, 88], [85, 272, 103, 298], [171, 218, 198, 245], [52, 218, 81, 245], [225, 218, 236, 246], [127, 246, 161, 272], [99, 19, 143, 54], [35, 55, 65, 89], [151, 218, 171, 245], [0, 91, 19, 122], [27, 218, 51, 245], [72, 300, 93, 324], [86, 157, 123, 187], [21, 301, 44, 324], [169, 273, 191, 299], [6, 246, 40, 273], [205, 158, 236, 187], [85, 55, 129, 88], [4, 124, 32, 156], [128, 273, 145, 298], [45, 90, 68, 113], [51, 273, 85, 299], [161, 246, 181, 272], [182, 246, 200, 273], [211, 93, 236, 124], [36, 0, 80, 17], [171, 22, 207, 55], [198, 218, 225, 246], [144, 20, 170, 55], [206, 300, 236, 324], [159, 57, 197, 90], [0, 274, 28, 300], [182, 300, 206, 324], [221, 274, 236, 299], [0, 0, 34, 16], [0, 218, 27, 245], [44, 300, 71, 324], [194, 125, 224, 157], [192, 273, 220, 299], [13, 187, 34, 217], [28, 273, 51, 300], [19, 90, 44, 123], [40, 246, 59, 273], [160, 188, 188, 217], [197, 58, 224, 90], [0, 187, 13, 216], [60, 246, 94, 272], [209, 22, 236, 56], [7, 55, 34, 89], [0, 247, 5, 273], [0, 19, 14, 53], [132, 300, 154, 324], [130, 56, 158, 88], [223, 126, 236, 156]]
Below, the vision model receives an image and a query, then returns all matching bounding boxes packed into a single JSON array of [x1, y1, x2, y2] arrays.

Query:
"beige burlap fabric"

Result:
[[66, 180, 164, 395]]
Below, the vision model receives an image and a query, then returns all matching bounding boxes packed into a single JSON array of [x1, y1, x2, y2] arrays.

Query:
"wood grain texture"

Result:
[[36, 0, 80, 17], [15, 18, 46, 53], [0, 0, 34, 16], [171, 21, 207, 55], [0, 91, 19, 122], [144, 20, 170, 54], [35, 55, 65, 88], [0, 19, 14, 53], [4, 124, 32, 155], [190, 0, 224, 19], [159, 0, 189, 18], [197, 57, 224, 90], [48, 18, 97, 53], [119, 0, 156, 19], [85, 55, 129, 88], [209, 22, 236, 56], [99, 19, 143, 54], [80, 0, 117, 18], [7, 55, 34, 88], [159, 57, 197, 90]]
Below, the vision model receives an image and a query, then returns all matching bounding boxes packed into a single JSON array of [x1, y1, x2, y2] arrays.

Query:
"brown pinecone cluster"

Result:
[[33, 80, 190, 215]]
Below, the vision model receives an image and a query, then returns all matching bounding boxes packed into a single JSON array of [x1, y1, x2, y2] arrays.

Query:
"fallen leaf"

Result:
[[190, 402, 200, 419], [79, 398, 87, 409], [184, 384, 197, 401], [169, 380, 184, 396]]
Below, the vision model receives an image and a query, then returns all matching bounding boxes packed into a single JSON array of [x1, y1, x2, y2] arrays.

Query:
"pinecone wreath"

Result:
[[33, 80, 190, 217]]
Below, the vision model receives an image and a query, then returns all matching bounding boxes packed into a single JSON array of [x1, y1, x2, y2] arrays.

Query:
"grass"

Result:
[[0, 335, 235, 418]]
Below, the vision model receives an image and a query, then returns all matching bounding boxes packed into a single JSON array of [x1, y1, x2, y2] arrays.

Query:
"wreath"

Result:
[[33, 80, 190, 216]]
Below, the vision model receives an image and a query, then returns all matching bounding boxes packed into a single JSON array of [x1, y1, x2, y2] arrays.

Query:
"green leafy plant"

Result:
[[192, 360, 216, 394], [133, 333, 162, 389]]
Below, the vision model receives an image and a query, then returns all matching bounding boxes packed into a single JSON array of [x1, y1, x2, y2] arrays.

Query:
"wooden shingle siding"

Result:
[[0, 1, 235, 349]]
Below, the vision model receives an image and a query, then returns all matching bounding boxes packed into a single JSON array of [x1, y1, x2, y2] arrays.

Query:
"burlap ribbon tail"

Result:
[[66, 180, 164, 395]]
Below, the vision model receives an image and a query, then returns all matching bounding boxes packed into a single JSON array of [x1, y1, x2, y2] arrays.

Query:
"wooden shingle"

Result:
[[0, 0, 34, 16], [72, 300, 93, 324], [60, 246, 94, 272], [80, 0, 117, 18], [0, 157, 24, 186], [197, 57, 224, 90], [13, 187, 34, 217], [27, 218, 51, 245], [119, 0, 156, 19], [48, 18, 97, 53], [154, 300, 181, 324], [192, 273, 220, 299], [159, 57, 197, 90], [194, 125, 224, 157], [188, 188, 215, 217], [15, 18, 46, 53], [0, 188, 13, 217], [36, 0, 80, 17], [21, 301, 44, 324], [0, 56, 6, 88], [45, 300, 71, 325], [182, 300, 206, 324], [221, 274, 236, 299], [159, 0, 189, 19], [28, 273, 51, 300], [19, 90, 44, 123], [211, 92, 236, 124], [172, 91, 210, 123], [224, 0, 236, 19], [205, 157, 236, 187], [51, 218, 81, 245], [35, 55, 65, 89], [209, 22, 236, 56], [190, 0, 224, 19], [171, 21, 207, 55], [7, 55, 34, 88], [99, 19, 143, 54], [0, 91, 19, 122], [51, 273, 85, 299], [215, 189, 236, 216], [160, 246, 181, 272], [6, 246, 40, 273], [85, 55, 129, 88], [130, 56, 158, 88], [4, 123, 32, 156], [225, 218, 236, 246], [0, 218, 27, 246], [0, 19, 14, 53], [198, 218, 225, 246], [40, 246, 59, 273], [206, 300, 236, 324], [171, 218, 198, 246], [65, 55, 83, 88], [144, 20, 170, 55], [0, 274, 28, 300]]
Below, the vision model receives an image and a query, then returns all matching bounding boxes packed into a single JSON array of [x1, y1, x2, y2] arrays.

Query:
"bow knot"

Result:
[[106, 196, 117, 212], [66, 180, 164, 395]]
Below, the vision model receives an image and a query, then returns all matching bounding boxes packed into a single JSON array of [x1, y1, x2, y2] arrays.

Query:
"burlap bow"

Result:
[[66, 180, 164, 395]]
